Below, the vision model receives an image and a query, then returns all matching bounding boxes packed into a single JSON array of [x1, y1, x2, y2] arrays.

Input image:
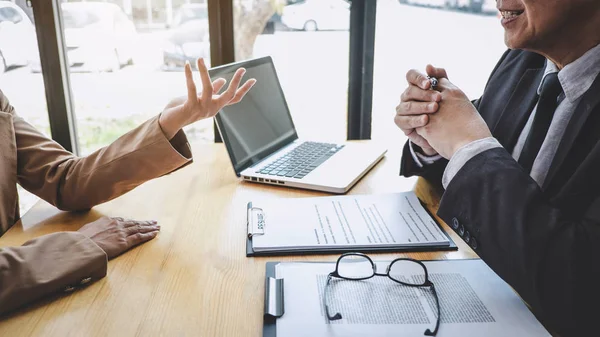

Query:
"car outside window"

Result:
[[0, 7, 23, 24], [114, 10, 131, 31], [62, 9, 101, 29], [175, 7, 208, 27]]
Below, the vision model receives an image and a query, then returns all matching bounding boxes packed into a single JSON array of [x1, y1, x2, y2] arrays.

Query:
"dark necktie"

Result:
[[518, 72, 564, 173]]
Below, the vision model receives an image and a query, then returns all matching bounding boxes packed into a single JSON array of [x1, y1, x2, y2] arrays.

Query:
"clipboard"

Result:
[[261, 259, 551, 337], [246, 198, 457, 257]]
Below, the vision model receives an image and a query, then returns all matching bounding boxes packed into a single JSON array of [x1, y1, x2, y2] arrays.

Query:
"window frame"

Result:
[[31, 0, 79, 154], [32, 0, 376, 150], [347, 0, 376, 140]]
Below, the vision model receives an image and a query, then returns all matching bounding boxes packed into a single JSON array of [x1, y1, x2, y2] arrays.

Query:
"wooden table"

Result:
[[0, 143, 476, 336]]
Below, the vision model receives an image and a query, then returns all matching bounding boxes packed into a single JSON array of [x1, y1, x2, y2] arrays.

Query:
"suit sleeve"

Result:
[[2, 93, 193, 211], [400, 141, 448, 186], [0, 232, 107, 316], [438, 148, 600, 336]]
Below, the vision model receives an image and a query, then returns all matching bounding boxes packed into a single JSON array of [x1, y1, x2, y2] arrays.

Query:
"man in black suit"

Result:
[[395, 0, 600, 335]]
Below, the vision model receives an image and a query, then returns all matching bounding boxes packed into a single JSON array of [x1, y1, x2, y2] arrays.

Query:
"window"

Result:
[[0, 2, 49, 214], [233, 0, 351, 142], [371, 0, 505, 142], [58, 0, 213, 155]]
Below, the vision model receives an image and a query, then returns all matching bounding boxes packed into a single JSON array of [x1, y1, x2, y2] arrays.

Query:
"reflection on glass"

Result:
[[210, 61, 296, 171]]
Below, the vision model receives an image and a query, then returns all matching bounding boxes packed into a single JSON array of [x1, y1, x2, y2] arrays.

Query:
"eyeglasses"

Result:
[[322, 253, 441, 336]]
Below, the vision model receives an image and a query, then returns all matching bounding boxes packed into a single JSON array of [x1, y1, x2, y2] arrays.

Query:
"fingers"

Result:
[[123, 220, 160, 247], [435, 77, 458, 92], [197, 58, 213, 101], [218, 68, 246, 104], [426, 64, 448, 80], [394, 114, 429, 134], [406, 69, 432, 90], [126, 231, 159, 248], [228, 79, 257, 104], [401, 85, 441, 104], [122, 220, 156, 227], [125, 223, 161, 236], [118, 219, 159, 236], [185, 62, 197, 102], [212, 78, 227, 94], [396, 101, 438, 115]]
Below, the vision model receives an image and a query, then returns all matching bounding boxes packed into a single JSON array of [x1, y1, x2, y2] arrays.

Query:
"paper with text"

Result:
[[251, 192, 448, 252], [274, 260, 550, 337]]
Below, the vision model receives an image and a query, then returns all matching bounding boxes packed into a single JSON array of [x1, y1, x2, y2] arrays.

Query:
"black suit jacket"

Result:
[[401, 49, 600, 336]]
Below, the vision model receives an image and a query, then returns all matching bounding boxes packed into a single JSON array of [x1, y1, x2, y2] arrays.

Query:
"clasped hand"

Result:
[[395, 65, 492, 159]]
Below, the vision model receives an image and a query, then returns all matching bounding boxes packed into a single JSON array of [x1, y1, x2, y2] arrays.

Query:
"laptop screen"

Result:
[[210, 57, 298, 176]]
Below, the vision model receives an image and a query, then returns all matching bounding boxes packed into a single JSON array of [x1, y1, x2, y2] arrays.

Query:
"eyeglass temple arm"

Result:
[[424, 283, 440, 336], [326, 305, 342, 321], [324, 274, 343, 321]]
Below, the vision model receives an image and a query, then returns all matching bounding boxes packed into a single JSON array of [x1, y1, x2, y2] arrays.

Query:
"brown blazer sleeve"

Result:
[[0, 232, 107, 316], [0, 91, 192, 315], [8, 98, 193, 211]]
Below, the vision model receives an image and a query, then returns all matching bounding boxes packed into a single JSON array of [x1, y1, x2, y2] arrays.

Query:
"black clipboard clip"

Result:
[[247, 202, 266, 238]]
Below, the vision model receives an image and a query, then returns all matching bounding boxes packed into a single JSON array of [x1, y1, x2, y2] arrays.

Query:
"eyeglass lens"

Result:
[[388, 259, 428, 286], [336, 254, 375, 280]]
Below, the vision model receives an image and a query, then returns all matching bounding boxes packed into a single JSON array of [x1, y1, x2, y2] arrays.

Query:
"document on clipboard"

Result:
[[262, 259, 551, 337], [246, 192, 456, 256]]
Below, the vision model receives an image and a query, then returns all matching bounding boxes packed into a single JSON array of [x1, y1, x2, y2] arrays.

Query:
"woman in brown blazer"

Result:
[[0, 59, 255, 316]]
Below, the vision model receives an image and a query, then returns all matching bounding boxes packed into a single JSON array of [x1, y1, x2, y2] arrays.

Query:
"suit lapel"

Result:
[[492, 68, 545, 152], [543, 74, 600, 190]]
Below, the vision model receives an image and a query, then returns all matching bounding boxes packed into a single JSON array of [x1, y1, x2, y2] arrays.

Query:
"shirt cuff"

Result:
[[442, 137, 502, 189], [409, 141, 443, 168], [156, 113, 192, 160]]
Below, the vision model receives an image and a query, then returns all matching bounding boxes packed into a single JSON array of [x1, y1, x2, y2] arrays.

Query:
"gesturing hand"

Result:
[[159, 58, 257, 139], [415, 77, 492, 159], [395, 65, 448, 156], [78, 217, 160, 259]]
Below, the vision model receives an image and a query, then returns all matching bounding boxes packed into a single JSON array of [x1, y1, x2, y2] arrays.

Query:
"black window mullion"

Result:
[[31, 0, 79, 154], [207, 0, 236, 143], [347, 0, 377, 140]]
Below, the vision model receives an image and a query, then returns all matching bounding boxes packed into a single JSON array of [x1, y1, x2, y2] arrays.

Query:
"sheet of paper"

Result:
[[252, 192, 448, 251], [274, 259, 550, 337]]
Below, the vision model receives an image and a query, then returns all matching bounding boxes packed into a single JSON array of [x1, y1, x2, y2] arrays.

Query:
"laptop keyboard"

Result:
[[257, 142, 345, 179]]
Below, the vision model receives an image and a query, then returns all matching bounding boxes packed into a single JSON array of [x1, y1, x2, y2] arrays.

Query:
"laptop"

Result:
[[209, 56, 387, 194]]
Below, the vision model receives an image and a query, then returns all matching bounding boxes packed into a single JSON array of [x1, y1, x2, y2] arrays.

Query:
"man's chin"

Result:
[[504, 34, 526, 50]]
